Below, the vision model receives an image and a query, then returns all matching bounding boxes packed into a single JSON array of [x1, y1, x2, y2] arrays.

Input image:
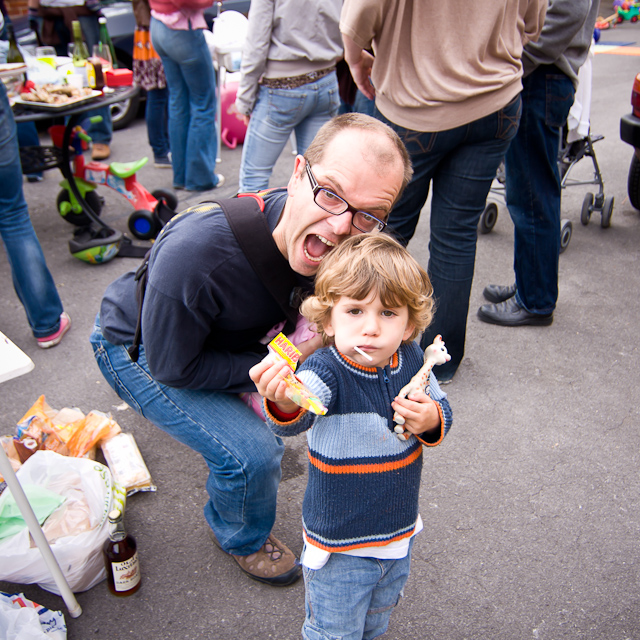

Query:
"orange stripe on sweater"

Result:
[[308, 445, 422, 474], [305, 527, 416, 552], [341, 351, 399, 371]]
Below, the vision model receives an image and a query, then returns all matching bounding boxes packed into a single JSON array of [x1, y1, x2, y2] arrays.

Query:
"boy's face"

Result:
[[324, 293, 414, 368]]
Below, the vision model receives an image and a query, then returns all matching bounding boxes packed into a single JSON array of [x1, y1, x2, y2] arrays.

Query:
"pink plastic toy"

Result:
[[219, 80, 247, 149]]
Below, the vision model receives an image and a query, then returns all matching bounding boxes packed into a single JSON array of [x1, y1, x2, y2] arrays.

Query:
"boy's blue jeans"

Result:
[[302, 538, 414, 640]]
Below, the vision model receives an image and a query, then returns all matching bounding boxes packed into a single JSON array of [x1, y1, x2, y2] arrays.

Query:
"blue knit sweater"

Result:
[[265, 342, 453, 552]]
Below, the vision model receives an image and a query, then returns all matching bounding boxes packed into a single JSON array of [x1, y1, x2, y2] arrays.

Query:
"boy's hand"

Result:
[[249, 359, 299, 414], [391, 389, 440, 436]]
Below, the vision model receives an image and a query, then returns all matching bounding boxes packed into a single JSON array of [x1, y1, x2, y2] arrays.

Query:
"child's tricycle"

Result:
[[49, 118, 178, 241]]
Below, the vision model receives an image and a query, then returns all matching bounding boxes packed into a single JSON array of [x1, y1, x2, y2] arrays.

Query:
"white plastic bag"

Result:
[[0, 451, 113, 594], [0, 592, 66, 640]]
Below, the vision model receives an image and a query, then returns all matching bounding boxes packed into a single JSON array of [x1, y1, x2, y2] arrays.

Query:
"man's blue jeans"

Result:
[[150, 19, 218, 191], [145, 87, 170, 161], [379, 97, 521, 378], [239, 72, 340, 192], [89, 316, 284, 555], [506, 65, 576, 315], [0, 82, 64, 337], [302, 538, 414, 640]]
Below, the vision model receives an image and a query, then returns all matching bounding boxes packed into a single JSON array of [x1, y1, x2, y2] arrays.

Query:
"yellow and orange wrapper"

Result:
[[267, 333, 327, 415]]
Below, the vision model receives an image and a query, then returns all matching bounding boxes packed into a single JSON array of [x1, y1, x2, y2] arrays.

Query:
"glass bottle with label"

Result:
[[6, 25, 25, 64], [102, 509, 141, 596]]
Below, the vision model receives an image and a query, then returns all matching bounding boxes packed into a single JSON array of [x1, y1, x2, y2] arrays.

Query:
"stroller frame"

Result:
[[479, 130, 612, 253]]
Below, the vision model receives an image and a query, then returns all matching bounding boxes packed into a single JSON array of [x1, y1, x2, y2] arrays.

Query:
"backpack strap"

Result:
[[127, 195, 300, 362], [213, 196, 300, 331], [127, 249, 152, 361]]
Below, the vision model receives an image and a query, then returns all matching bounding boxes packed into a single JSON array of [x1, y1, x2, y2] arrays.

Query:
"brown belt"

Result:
[[260, 66, 336, 90]]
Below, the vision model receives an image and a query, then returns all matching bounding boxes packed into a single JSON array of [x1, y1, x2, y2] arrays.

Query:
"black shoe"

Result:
[[477, 297, 553, 327], [482, 283, 516, 304]]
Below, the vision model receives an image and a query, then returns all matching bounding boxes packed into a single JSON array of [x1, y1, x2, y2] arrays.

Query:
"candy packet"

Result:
[[266, 333, 327, 415], [101, 432, 156, 495]]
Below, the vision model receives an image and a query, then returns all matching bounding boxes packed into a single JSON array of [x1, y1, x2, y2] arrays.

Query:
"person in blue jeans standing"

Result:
[[477, 0, 600, 327], [341, 0, 546, 384], [0, 78, 70, 348], [235, 0, 342, 193], [132, 0, 171, 167], [149, 0, 223, 192]]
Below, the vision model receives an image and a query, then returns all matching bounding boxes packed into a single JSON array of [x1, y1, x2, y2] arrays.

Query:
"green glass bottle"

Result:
[[6, 25, 25, 64], [98, 16, 118, 69], [71, 20, 89, 68]]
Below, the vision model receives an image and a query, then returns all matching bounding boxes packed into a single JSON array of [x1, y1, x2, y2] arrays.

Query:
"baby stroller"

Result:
[[207, 6, 249, 156], [479, 46, 611, 251], [480, 130, 610, 253]]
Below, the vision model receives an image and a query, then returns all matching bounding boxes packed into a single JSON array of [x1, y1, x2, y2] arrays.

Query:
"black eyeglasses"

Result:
[[305, 161, 387, 233]]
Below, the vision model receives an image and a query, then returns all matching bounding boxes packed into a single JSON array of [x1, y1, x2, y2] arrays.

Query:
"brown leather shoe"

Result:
[[92, 143, 111, 160], [209, 530, 301, 586]]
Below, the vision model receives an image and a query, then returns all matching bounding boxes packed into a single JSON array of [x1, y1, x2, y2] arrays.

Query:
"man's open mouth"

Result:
[[303, 234, 335, 263]]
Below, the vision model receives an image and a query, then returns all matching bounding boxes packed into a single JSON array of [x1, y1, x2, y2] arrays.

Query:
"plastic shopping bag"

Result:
[[0, 592, 66, 640], [0, 451, 114, 594]]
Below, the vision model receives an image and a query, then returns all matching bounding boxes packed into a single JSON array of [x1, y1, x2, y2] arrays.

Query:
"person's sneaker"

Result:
[[36, 312, 71, 349], [154, 155, 172, 169], [185, 175, 226, 192], [208, 530, 301, 586], [27, 175, 44, 183], [92, 143, 111, 160]]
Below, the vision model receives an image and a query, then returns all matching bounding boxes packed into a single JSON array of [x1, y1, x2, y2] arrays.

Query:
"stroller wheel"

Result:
[[479, 202, 498, 234], [601, 196, 614, 229], [559, 219, 572, 254], [581, 193, 594, 226]]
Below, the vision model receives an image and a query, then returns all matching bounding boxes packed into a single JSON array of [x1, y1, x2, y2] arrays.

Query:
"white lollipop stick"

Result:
[[354, 346, 373, 361]]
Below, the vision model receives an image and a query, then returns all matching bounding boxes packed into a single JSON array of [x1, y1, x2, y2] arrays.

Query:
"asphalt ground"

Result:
[[1, 22, 640, 640]]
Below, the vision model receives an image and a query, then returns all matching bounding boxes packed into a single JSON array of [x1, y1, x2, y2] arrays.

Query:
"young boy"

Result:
[[250, 234, 453, 640]]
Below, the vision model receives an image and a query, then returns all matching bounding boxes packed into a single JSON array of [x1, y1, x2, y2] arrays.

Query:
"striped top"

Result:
[[266, 342, 452, 552]]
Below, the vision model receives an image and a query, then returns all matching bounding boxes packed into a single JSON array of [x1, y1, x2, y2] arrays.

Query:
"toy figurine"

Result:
[[393, 335, 450, 440]]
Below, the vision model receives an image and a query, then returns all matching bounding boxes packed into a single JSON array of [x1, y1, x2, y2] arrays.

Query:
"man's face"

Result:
[[273, 129, 404, 277]]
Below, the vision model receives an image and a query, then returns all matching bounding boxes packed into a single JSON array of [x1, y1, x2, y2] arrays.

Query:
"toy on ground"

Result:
[[616, 1, 640, 22], [393, 335, 450, 441], [595, 13, 618, 29], [49, 118, 178, 245]]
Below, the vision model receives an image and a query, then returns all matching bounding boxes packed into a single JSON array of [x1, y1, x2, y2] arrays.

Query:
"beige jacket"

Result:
[[340, 0, 547, 131]]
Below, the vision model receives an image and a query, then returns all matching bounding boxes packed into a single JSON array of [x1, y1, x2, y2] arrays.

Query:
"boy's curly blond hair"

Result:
[[300, 234, 433, 344]]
